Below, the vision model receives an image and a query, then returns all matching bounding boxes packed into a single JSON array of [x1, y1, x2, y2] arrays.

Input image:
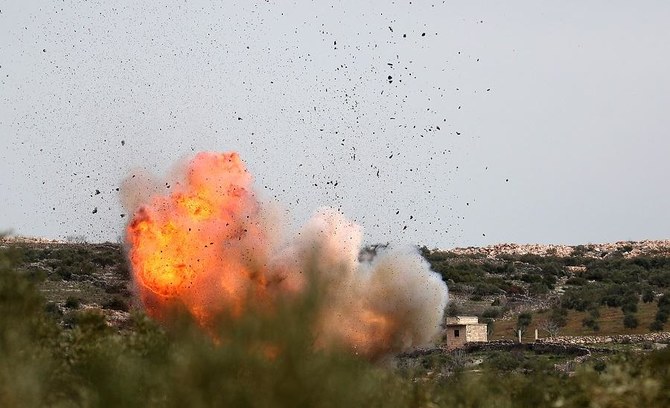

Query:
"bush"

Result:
[[482, 308, 501, 319], [566, 277, 587, 286], [549, 307, 568, 328], [484, 318, 495, 337], [103, 296, 129, 312], [650, 320, 664, 332], [44, 301, 61, 316], [528, 282, 549, 296], [582, 317, 599, 331], [65, 296, 81, 309], [473, 282, 501, 296], [621, 301, 638, 314], [487, 351, 521, 371], [445, 301, 461, 317], [623, 313, 639, 329]]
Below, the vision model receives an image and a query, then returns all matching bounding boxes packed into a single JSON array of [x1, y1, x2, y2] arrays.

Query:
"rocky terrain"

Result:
[[448, 240, 670, 259]]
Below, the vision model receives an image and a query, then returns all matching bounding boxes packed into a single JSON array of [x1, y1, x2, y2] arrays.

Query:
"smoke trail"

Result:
[[122, 152, 448, 358]]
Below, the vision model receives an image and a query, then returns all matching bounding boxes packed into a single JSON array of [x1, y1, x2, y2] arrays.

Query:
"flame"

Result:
[[124, 151, 448, 359], [126, 152, 269, 324]]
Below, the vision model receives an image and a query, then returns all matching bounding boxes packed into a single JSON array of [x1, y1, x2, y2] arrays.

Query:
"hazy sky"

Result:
[[1, 1, 669, 248]]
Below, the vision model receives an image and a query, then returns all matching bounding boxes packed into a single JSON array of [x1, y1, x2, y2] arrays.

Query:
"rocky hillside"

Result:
[[447, 240, 670, 259], [4, 236, 670, 343]]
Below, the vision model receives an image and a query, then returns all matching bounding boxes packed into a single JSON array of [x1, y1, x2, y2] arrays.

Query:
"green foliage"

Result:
[[623, 313, 639, 329], [582, 316, 600, 332], [65, 296, 81, 309], [621, 300, 638, 314], [528, 282, 549, 296], [103, 295, 129, 312], [642, 288, 655, 303], [650, 320, 664, 331], [0, 245, 59, 407], [445, 301, 461, 317], [486, 351, 521, 371], [565, 276, 587, 286], [481, 307, 501, 319], [549, 307, 568, 328], [516, 312, 533, 335]]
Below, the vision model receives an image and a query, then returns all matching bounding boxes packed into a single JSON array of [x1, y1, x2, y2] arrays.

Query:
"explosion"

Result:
[[123, 152, 448, 358]]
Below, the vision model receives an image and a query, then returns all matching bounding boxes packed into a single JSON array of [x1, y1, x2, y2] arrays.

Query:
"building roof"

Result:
[[445, 316, 480, 325]]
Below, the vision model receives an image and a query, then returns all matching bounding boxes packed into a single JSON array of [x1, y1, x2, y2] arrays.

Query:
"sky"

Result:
[[1, 0, 669, 248]]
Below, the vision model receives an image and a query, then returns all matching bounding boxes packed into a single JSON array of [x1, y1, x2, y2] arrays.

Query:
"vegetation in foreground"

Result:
[[4, 243, 670, 406]]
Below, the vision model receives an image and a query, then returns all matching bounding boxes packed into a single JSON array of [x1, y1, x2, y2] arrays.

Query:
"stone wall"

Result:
[[536, 332, 670, 345], [460, 340, 591, 357], [445, 325, 467, 350], [466, 323, 488, 343]]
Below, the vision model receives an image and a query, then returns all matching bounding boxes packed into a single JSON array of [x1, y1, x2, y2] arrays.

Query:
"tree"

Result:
[[642, 288, 655, 303], [445, 301, 461, 317], [482, 318, 495, 338], [516, 312, 533, 337], [650, 320, 664, 332], [549, 307, 568, 328], [538, 319, 561, 338], [623, 313, 639, 329]]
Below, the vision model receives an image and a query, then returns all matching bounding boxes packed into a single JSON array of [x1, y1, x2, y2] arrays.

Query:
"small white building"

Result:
[[444, 316, 488, 350]]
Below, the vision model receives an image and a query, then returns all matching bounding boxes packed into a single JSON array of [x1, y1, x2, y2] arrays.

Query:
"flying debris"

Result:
[[123, 152, 448, 359]]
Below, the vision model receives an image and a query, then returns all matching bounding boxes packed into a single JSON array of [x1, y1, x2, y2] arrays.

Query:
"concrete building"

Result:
[[444, 316, 488, 350]]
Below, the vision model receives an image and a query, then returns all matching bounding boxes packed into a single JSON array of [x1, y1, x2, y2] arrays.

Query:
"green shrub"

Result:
[[566, 277, 587, 286], [517, 312, 532, 335], [549, 307, 568, 328], [621, 301, 638, 314], [643, 288, 655, 303], [623, 313, 639, 329], [582, 317, 599, 331], [65, 296, 81, 309], [481, 308, 501, 319], [103, 296, 130, 312], [650, 320, 664, 331], [487, 351, 521, 371]]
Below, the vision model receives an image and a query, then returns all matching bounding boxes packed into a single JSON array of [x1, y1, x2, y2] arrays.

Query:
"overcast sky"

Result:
[[1, 0, 669, 248]]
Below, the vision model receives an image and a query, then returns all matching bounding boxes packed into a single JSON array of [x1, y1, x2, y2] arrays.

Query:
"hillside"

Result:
[[4, 236, 670, 344], [421, 240, 670, 342]]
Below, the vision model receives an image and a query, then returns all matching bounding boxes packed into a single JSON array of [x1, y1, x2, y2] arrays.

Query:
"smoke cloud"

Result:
[[122, 152, 448, 359]]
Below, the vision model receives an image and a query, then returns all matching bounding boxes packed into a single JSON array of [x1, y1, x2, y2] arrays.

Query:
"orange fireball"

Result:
[[126, 152, 269, 325], [124, 152, 449, 359]]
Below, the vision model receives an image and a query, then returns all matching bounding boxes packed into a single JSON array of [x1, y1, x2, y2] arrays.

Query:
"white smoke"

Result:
[[271, 208, 449, 358]]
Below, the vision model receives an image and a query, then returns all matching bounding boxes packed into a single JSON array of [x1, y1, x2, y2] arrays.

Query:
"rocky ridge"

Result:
[[448, 240, 670, 259]]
